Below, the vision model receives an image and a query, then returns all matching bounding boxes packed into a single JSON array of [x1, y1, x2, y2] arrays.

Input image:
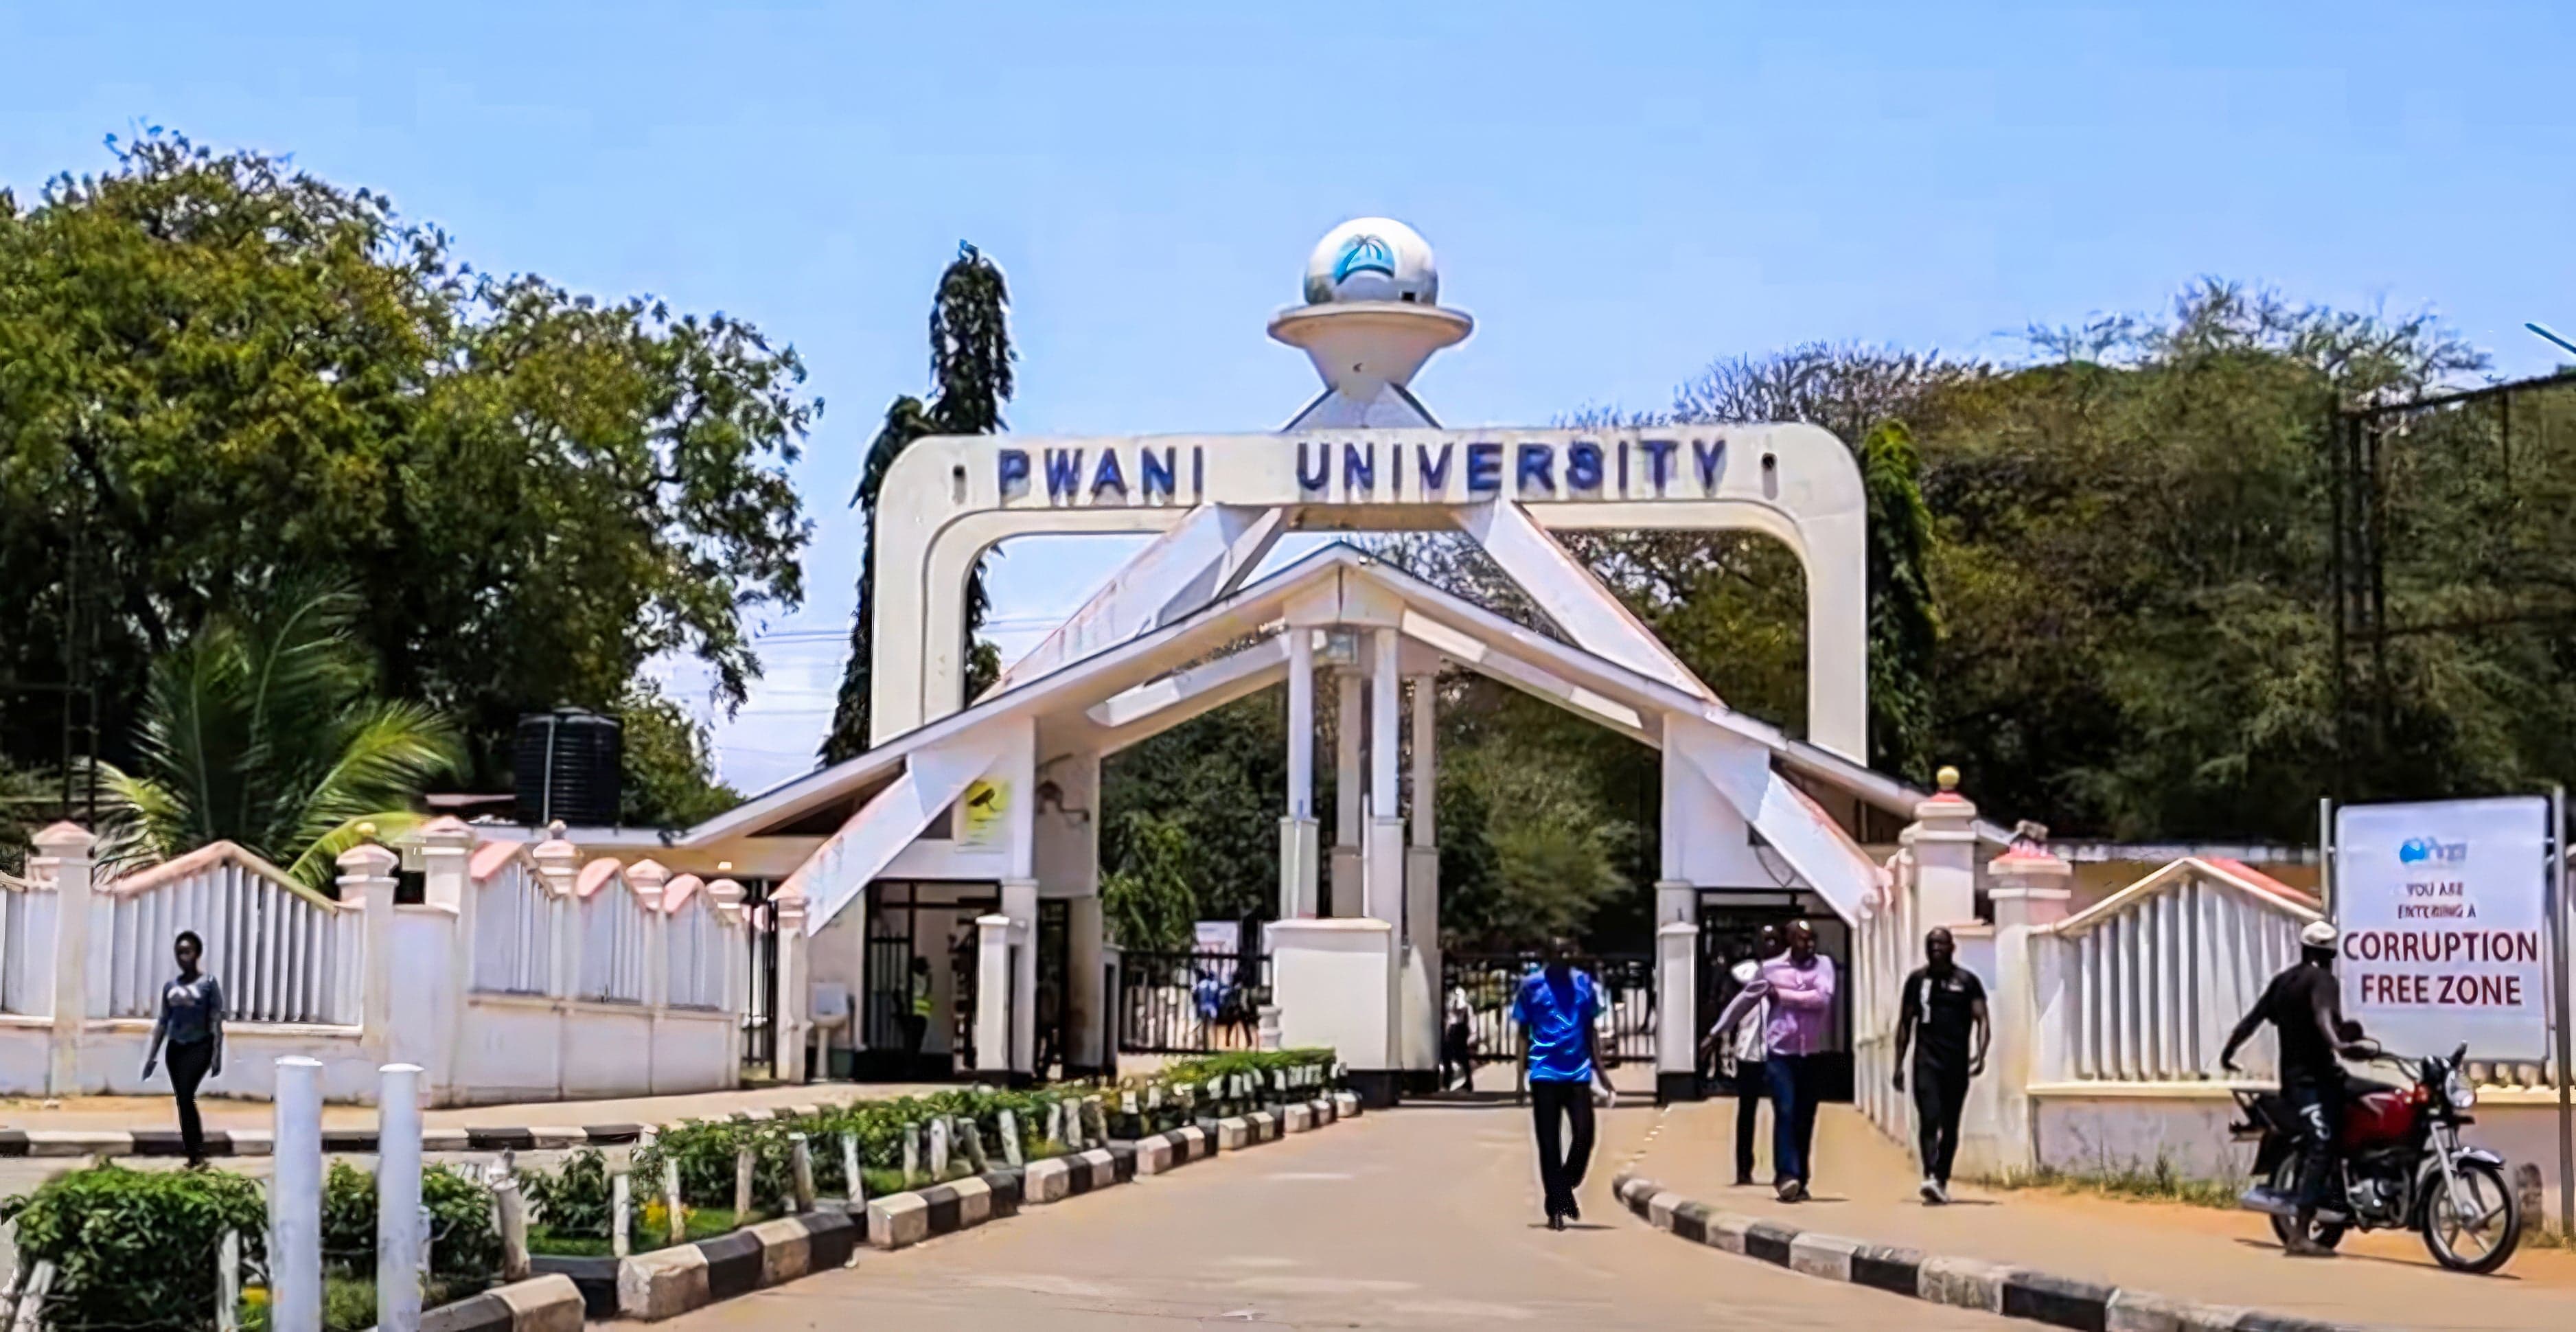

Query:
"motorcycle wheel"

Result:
[[2265, 1156, 2347, 1252], [2422, 1157, 2520, 1275]]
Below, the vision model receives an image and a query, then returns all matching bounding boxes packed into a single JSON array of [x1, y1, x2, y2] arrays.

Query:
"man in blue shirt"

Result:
[[1513, 939, 1618, 1229]]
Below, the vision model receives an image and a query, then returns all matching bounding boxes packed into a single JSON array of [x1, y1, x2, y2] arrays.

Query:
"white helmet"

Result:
[[2301, 921, 2339, 949]]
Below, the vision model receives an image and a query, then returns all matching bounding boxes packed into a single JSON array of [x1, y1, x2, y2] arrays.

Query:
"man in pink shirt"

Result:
[[1759, 921, 1837, 1202]]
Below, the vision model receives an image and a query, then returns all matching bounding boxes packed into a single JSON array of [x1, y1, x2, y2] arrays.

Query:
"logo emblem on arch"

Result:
[[1332, 233, 1396, 285]]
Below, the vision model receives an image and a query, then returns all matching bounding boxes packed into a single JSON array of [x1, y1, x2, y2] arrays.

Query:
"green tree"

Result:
[[823, 243, 1015, 763], [1099, 693, 1289, 925], [1921, 281, 2496, 838], [1101, 809, 1195, 951], [618, 681, 742, 829], [1860, 421, 1941, 783], [96, 584, 463, 891], [0, 131, 814, 786]]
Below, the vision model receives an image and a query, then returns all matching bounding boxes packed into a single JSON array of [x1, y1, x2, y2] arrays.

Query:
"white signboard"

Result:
[[2335, 796, 2553, 1063]]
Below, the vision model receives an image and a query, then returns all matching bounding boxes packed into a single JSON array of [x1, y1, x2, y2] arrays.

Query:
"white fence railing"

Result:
[[665, 877, 726, 1010], [0, 820, 763, 1101], [101, 845, 363, 1027], [575, 862, 649, 1004], [2029, 859, 2319, 1086], [0, 878, 42, 1015], [471, 848, 554, 996]]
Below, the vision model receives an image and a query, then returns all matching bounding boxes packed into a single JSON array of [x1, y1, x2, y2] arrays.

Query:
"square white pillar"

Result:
[[1002, 878, 1039, 1080], [1281, 630, 1321, 921], [974, 913, 1014, 1080], [1270, 917, 1398, 1107], [1067, 894, 1106, 1076], [1330, 670, 1364, 917], [1655, 921, 1701, 1104]]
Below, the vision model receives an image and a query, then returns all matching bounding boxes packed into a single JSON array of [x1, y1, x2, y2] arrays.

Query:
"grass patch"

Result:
[[1975, 1160, 2247, 1210], [528, 1206, 746, 1257]]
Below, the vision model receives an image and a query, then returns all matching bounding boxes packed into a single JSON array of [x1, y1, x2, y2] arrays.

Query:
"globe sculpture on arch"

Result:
[[1303, 217, 1440, 306], [1272, 218, 1472, 422]]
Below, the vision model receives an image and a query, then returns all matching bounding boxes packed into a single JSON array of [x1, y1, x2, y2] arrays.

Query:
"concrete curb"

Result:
[[1610, 1173, 2393, 1332], [1118, 1125, 1215, 1175], [433, 1090, 1355, 1323], [416, 1273, 585, 1332], [531, 1206, 862, 1321], [1022, 1146, 1131, 1204]]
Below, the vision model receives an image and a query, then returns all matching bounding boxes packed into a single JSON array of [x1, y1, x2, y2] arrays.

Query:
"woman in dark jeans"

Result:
[[140, 930, 225, 1167]]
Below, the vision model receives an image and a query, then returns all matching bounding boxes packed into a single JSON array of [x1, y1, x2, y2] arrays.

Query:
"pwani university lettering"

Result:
[[993, 435, 1740, 506]]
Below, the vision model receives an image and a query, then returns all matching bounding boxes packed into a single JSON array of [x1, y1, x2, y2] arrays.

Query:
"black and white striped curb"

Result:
[[534, 1206, 863, 1322], [1612, 1175, 2387, 1332], [1121, 1124, 1216, 1175], [865, 1169, 1025, 1251], [417, 1273, 584, 1332], [1022, 1146, 1135, 1203]]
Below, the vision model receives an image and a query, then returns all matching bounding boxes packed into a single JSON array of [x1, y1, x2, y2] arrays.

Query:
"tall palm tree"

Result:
[[97, 585, 464, 892]]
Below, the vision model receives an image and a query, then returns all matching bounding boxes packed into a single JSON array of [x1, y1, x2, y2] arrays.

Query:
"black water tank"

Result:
[[514, 707, 623, 827]]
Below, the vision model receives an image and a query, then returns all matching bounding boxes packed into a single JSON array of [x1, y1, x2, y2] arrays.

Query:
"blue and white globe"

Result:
[[1303, 218, 1439, 306]]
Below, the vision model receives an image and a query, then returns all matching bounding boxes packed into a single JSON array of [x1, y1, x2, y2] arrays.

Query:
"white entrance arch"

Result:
[[866, 422, 1870, 761]]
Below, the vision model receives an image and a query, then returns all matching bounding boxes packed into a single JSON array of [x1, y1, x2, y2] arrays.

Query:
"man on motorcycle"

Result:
[[2218, 919, 2376, 1256]]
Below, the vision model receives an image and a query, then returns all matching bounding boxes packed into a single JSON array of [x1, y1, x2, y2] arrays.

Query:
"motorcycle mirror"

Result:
[[2452, 1042, 2468, 1064]]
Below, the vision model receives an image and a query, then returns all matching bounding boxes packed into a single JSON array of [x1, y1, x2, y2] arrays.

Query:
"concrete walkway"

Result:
[[0, 1080, 942, 1133], [654, 1094, 2000, 1330], [1632, 1099, 2576, 1331]]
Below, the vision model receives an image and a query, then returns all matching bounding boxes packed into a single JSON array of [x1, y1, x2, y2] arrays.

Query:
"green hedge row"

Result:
[[0, 1159, 501, 1332], [0, 1048, 1343, 1332]]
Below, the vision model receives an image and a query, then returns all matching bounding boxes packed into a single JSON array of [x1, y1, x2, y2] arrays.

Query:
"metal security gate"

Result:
[[1441, 953, 1654, 1067], [1116, 949, 1269, 1054]]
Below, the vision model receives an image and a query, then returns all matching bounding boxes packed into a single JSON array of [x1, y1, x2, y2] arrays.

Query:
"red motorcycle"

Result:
[[2230, 1043, 2520, 1273]]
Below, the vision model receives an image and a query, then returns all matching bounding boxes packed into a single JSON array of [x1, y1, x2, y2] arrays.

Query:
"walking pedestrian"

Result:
[[1513, 940, 1618, 1230], [1760, 921, 1836, 1202], [1891, 926, 1989, 1204], [1440, 982, 1475, 1092], [139, 930, 224, 1168], [1699, 938, 1778, 1186]]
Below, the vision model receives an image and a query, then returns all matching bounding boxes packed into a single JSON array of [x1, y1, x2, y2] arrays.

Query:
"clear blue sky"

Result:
[[8, 2, 2571, 792]]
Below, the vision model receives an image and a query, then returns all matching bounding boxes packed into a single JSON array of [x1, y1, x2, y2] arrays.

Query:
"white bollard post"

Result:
[[271, 1057, 324, 1332], [377, 1063, 425, 1332], [1043, 1102, 1062, 1150], [611, 1167, 632, 1258], [662, 1157, 685, 1245], [840, 1132, 864, 1204], [492, 1167, 531, 1281], [902, 1123, 921, 1185], [733, 1145, 755, 1219], [998, 1109, 1024, 1167], [216, 1231, 241, 1332], [789, 1133, 816, 1213], [928, 1118, 950, 1179]]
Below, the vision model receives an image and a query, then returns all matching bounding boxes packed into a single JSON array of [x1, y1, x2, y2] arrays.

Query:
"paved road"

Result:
[[662, 1100, 2002, 1330]]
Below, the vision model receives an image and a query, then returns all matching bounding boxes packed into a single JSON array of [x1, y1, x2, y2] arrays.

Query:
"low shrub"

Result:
[[0, 1162, 266, 1332], [521, 1149, 614, 1239], [317, 1160, 503, 1290]]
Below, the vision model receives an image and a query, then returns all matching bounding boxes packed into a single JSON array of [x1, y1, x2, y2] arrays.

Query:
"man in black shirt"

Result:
[[1892, 926, 1988, 1204], [2220, 919, 2374, 1255]]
